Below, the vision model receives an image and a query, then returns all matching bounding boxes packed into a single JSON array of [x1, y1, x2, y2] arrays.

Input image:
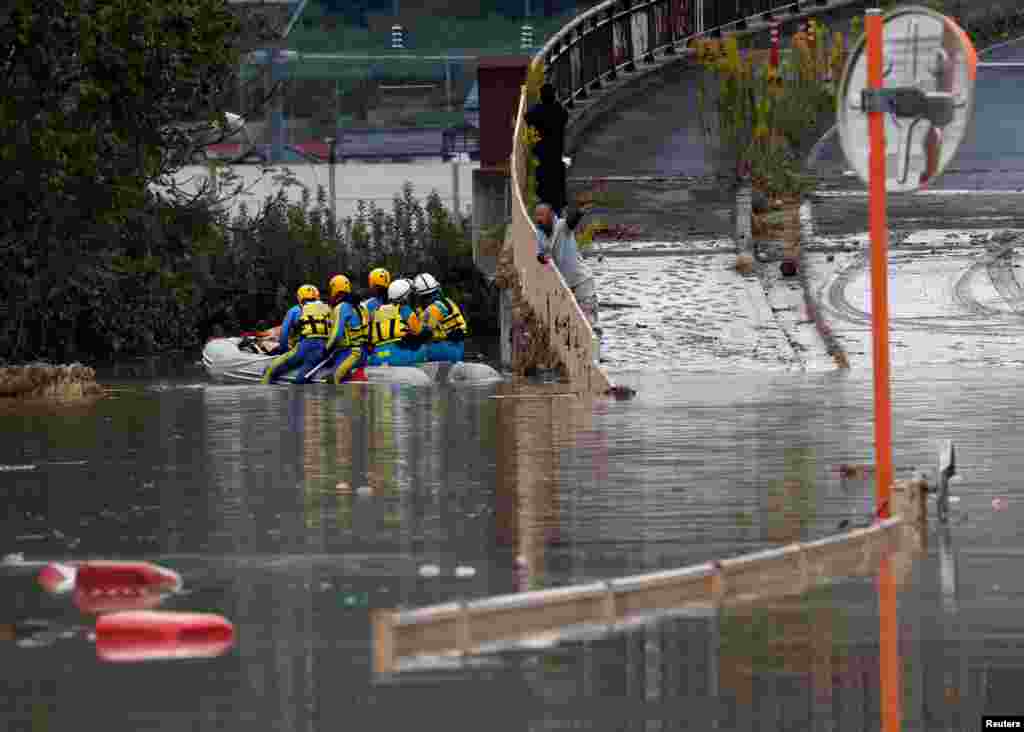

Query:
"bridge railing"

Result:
[[537, 0, 831, 111], [508, 0, 834, 391]]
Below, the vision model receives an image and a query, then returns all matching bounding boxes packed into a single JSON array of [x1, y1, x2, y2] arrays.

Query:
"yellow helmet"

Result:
[[328, 274, 351, 300], [296, 284, 319, 303], [368, 268, 391, 289]]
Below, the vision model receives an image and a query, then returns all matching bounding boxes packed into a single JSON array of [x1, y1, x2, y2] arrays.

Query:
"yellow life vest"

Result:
[[333, 302, 369, 349], [370, 303, 409, 347], [298, 300, 332, 339], [423, 297, 468, 341]]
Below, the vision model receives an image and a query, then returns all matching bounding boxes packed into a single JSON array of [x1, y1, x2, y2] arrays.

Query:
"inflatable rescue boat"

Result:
[[202, 337, 503, 387]]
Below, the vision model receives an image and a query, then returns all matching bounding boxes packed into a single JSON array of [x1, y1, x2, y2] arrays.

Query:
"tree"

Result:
[[0, 0, 247, 360]]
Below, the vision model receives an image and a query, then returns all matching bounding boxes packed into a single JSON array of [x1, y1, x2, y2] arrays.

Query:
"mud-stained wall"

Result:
[[502, 93, 612, 393]]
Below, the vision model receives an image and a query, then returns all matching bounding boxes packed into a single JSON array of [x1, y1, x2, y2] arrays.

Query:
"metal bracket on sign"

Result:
[[860, 87, 956, 127]]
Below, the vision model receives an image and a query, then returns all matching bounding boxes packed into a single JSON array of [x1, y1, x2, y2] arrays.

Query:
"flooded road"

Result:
[[6, 35, 1024, 732], [2, 365, 1024, 729]]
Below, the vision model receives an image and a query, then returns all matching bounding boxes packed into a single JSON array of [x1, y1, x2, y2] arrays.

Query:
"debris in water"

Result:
[[2, 553, 25, 564], [418, 564, 440, 578], [992, 498, 1007, 511], [606, 385, 637, 400], [455, 566, 476, 579], [0, 464, 36, 472], [949, 474, 964, 485], [837, 464, 872, 478], [949, 496, 961, 504], [735, 254, 755, 274]]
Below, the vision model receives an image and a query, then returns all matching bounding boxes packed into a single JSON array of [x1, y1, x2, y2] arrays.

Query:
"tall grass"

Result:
[[695, 23, 849, 198]]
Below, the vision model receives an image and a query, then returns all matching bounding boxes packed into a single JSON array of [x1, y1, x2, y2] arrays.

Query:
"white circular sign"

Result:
[[837, 6, 978, 193]]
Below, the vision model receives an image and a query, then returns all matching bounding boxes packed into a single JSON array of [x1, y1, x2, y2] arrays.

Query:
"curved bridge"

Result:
[[501, 0, 869, 392]]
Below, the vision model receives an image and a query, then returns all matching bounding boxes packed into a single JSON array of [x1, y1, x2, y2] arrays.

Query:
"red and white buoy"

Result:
[[36, 562, 77, 594], [95, 611, 235, 663]]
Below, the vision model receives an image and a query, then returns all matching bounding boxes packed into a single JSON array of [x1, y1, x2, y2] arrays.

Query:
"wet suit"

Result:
[[261, 300, 332, 384], [324, 298, 369, 383], [418, 295, 468, 363], [361, 289, 387, 321], [368, 303, 425, 367]]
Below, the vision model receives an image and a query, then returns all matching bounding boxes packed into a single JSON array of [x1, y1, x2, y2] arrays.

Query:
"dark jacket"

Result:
[[525, 100, 568, 163]]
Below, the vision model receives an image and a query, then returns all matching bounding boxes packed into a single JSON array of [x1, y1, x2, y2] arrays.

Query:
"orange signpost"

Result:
[[838, 7, 980, 731], [865, 8, 894, 519], [839, 6, 977, 519], [878, 554, 902, 732]]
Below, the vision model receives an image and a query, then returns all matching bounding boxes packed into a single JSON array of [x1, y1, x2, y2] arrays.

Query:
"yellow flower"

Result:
[[725, 35, 741, 73]]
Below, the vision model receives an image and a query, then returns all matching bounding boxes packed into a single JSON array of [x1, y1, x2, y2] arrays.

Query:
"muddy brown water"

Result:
[[1, 360, 1022, 730]]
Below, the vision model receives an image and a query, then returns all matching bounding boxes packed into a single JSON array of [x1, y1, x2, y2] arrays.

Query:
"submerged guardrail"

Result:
[[372, 478, 927, 674]]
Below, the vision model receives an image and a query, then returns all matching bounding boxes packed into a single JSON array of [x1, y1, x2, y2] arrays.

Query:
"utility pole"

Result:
[[325, 137, 338, 237], [451, 154, 461, 220]]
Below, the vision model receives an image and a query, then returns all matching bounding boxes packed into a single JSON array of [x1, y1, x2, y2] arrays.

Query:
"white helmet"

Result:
[[412, 273, 440, 297], [387, 278, 413, 303]]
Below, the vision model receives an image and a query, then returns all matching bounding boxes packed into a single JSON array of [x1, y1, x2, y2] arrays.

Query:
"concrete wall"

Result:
[[505, 93, 611, 392]]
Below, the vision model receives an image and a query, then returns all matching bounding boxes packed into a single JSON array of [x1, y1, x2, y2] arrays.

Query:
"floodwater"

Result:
[[7, 34, 1024, 732], [2, 362, 1024, 730]]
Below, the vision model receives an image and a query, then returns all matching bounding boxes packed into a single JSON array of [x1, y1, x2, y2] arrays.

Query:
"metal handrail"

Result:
[[531, 0, 831, 109]]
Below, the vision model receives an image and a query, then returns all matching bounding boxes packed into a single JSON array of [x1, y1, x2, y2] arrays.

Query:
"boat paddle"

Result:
[[304, 357, 331, 382]]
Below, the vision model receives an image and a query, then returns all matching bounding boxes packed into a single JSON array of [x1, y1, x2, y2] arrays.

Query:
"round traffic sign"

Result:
[[837, 6, 977, 193]]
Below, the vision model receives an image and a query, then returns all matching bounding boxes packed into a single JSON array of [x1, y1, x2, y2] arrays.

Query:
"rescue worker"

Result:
[[262, 284, 333, 384], [412, 273, 468, 363], [323, 274, 369, 384], [367, 279, 426, 367], [361, 268, 391, 321]]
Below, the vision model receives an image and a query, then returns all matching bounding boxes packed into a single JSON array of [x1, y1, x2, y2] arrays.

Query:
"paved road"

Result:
[[569, 62, 714, 180]]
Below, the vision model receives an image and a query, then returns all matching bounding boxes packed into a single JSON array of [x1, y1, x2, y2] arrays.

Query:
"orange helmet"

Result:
[[296, 284, 319, 303], [328, 274, 352, 300], [368, 268, 391, 289]]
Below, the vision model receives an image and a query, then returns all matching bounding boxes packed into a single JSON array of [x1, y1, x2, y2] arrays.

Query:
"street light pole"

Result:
[[325, 136, 337, 237]]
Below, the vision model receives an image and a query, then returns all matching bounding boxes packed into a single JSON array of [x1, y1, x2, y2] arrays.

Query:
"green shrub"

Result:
[[695, 23, 849, 199]]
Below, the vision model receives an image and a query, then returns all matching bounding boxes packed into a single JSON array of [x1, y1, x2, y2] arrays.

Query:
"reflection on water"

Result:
[[0, 368, 1023, 727]]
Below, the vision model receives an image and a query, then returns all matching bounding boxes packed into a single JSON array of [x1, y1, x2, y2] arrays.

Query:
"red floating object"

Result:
[[95, 611, 235, 663], [75, 561, 182, 595], [37, 562, 77, 594], [73, 586, 171, 614], [73, 561, 182, 614], [351, 367, 368, 382]]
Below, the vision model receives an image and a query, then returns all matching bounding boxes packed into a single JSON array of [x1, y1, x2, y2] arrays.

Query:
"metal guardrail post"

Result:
[[936, 440, 956, 523]]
